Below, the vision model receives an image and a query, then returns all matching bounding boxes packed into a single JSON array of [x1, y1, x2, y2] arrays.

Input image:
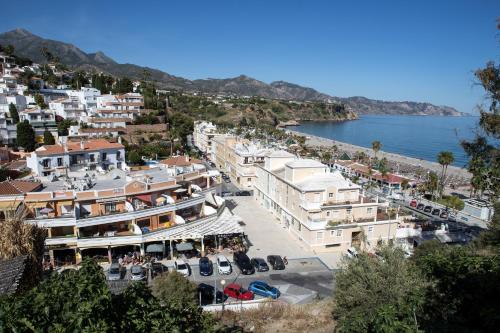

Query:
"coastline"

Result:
[[287, 129, 472, 183]]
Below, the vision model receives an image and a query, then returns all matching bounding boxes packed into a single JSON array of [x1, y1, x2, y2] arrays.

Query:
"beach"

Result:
[[288, 129, 472, 186]]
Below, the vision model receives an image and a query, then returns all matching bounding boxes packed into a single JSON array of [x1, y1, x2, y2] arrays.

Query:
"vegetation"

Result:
[[461, 23, 500, 201], [334, 246, 427, 332], [436, 195, 464, 211], [16, 120, 36, 151], [112, 77, 133, 94], [0, 259, 223, 332], [8, 103, 19, 123], [43, 128, 55, 145], [371, 140, 381, 161], [151, 271, 198, 307], [34, 94, 47, 109], [57, 119, 77, 136], [437, 151, 454, 198]]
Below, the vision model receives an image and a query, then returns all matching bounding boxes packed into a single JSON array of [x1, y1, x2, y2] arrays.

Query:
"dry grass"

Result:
[[219, 299, 336, 333]]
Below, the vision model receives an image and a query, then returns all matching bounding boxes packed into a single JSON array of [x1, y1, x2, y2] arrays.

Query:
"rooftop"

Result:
[[266, 150, 295, 158], [159, 155, 203, 167], [0, 255, 29, 295], [32, 139, 124, 157], [295, 171, 360, 191], [0, 180, 42, 195], [286, 159, 325, 169]]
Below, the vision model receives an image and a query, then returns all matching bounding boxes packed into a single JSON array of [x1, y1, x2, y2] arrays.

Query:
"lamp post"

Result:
[[220, 279, 226, 313]]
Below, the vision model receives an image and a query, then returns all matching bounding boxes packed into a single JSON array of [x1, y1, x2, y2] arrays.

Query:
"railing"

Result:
[[25, 216, 76, 227], [77, 234, 143, 247], [45, 236, 78, 246]]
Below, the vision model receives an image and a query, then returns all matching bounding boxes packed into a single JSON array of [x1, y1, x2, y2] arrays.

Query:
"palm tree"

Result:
[[437, 151, 454, 198], [372, 141, 382, 161]]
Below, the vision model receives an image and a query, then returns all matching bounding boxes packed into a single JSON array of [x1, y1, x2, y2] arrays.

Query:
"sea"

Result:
[[294, 115, 480, 167]]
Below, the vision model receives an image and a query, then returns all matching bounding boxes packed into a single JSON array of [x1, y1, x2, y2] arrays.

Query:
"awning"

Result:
[[176, 242, 193, 251], [134, 194, 152, 203], [203, 205, 217, 216], [26, 202, 48, 208], [175, 215, 186, 224], [0, 201, 19, 210], [56, 200, 73, 206], [146, 243, 164, 253], [191, 184, 202, 192], [161, 195, 175, 204]]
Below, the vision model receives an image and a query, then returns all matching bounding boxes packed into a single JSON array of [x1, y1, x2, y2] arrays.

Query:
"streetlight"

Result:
[[220, 279, 226, 313]]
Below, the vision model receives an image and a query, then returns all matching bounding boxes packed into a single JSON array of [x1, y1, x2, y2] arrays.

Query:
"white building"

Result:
[[26, 138, 126, 177], [49, 97, 87, 122], [66, 87, 100, 109], [193, 121, 221, 159]]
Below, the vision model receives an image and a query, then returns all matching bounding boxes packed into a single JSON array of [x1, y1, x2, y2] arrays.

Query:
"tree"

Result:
[[16, 120, 36, 151], [34, 94, 47, 109], [322, 151, 333, 163], [8, 103, 19, 123], [3, 44, 14, 56], [127, 150, 143, 165], [461, 23, 500, 201], [152, 271, 198, 307], [57, 119, 77, 136], [371, 140, 382, 160], [43, 128, 55, 145], [437, 151, 454, 198], [334, 246, 428, 332]]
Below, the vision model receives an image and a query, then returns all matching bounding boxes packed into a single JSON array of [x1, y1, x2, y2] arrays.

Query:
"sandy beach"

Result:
[[288, 129, 472, 185]]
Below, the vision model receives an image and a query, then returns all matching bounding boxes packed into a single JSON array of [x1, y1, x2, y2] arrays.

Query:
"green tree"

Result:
[[152, 271, 198, 307], [57, 119, 77, 136], [16, 120, 36, 151], [461, 24, 500, 200], [43, 128, 55, 145], [127, 150, 143, 165], [334, 246, 428, 332], [371, 140, 382, 160], [8, 103, 19, 123], [34, 94, 47, 109], [437, 151, 454, 198]]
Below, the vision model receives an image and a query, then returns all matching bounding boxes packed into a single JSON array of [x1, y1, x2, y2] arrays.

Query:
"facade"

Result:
[[96, 93, 144, 114], [26, 139, 126, 177], [0, 160, 241, 266], [462, 199, 494, 221], [19, 108, 58, 143], [193, 121, 221, 159], [211, 135, 269, 188], [254, 150, 400, 253], [66, 87, 100, 109], [49, 97, 87, 122]]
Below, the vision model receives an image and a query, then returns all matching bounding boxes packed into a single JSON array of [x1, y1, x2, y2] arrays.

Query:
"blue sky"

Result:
[[1, 0, 498, 113]]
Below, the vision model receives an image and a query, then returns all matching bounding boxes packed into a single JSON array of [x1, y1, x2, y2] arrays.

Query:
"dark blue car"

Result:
[[248, 281, 280, 299], [199, 257, 213, 276]]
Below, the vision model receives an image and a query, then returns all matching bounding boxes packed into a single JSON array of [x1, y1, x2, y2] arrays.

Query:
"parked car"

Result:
[[224, 283, 254, 300], [417, 203, 425, 210], [267, 255, 285, 270], [224, 178, 231, 183], [130, 265, 145, 281], [151, 262, 168, 278], [199, 257, 213, 276], [424, 205, 433, 213], [432, 208, 441, 216], [235, 190, 252, 196], [346, 247, 359, 258], [197, 283, 226, 305], [174, 259, 190, 277], [221, 191, 233, 197], [448, 212, 457, 222], [233, 252, 255, 275], [107, 263, 122, 281], [410, 200, 417, 208], [251, 258, 269, 272], [440, 211, 448, 219], [216, 255, 232, 275], [248, 281, 280, 299]]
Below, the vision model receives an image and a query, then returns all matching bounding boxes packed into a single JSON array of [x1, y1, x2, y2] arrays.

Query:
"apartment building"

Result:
[[193, 121, 221, 159], [97, 93, 144, 113], [0, 158, 241, 266], [254, 150, 400, 253], [212, 135, 269, 188], [26, 139, 125, 177], [0, 94, 25, 144], [66, 87, 100, 109], [49, 97, 87, 122], [19, 108, 58, 143]]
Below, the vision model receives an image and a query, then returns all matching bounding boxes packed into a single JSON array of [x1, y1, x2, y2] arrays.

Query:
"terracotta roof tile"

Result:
[[33, 139, 124, 156], [0, 180, 42, 195], [159, 156, 202, 167]]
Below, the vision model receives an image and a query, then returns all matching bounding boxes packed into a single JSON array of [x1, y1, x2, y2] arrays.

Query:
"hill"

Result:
[[0, 28, 465, 116]]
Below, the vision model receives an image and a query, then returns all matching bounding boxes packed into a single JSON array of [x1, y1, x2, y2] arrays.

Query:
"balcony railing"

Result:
[[45, 236, 78, 246], [25, 216, 76, 227]]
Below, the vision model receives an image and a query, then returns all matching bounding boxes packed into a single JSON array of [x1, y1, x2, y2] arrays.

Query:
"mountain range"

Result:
[[0, 28, 465, 116]]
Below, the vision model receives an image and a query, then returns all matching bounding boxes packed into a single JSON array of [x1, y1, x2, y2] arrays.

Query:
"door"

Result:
[[351, 231, 362, 248]]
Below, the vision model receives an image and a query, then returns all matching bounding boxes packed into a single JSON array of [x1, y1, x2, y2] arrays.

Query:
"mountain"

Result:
[[0, 28, 465, 116]]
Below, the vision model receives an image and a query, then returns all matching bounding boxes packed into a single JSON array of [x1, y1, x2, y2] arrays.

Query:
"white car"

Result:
[[346, 247, 359, 258], [130, 265, 145, 281], [216, 255, 232, 275], [174, 259, 190, 277]]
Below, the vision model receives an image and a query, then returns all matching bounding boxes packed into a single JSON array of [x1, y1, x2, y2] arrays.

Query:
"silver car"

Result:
[[107, 263, 122, 281], [130, 265, 145, 281]]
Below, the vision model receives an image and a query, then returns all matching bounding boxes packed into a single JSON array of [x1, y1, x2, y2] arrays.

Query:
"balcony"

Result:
[[76, 189, 213, 227], [77, 234, 143, 247], [25, 216, 76, 227], [45, 235, 78, 246]]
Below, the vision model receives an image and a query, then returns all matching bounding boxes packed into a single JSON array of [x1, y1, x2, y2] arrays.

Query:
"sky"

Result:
[[1, 0, 498, 113]]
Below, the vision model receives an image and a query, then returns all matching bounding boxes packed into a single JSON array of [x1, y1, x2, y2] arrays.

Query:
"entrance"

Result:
[[351, 231, 362, 248]]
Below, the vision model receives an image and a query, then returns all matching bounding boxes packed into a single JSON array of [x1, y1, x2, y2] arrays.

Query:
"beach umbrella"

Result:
[[39, 207, 53, 214]]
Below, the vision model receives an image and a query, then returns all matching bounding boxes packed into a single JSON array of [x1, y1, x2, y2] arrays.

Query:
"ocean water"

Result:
[[295, 115, 480, 167]]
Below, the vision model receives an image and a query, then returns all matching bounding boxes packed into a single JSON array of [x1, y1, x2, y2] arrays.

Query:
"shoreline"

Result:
[[287, 129, 472, 184]]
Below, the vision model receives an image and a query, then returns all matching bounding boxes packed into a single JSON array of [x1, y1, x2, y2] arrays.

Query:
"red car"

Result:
[[410, 200, 417, 208], [224, 283, 254, 300]]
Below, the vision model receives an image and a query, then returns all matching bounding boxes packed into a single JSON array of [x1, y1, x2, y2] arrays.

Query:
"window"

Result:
[[347, 208, 352, 215], [368, 226, 374, 233], [336, 229, 343, 237], [298, 223, 301, 231], [247, 178, 251, 182], [102, 152, 107, 161], [116, 151, 121, 160], [326, 211, 330, 217], [329, 193, 333, 198], [367, 207, 373, 214], [42, 159, 50, 168], [89, 154, 95, 162], [159, 214, 171, 224], [57, 158, 63, 167], [316, 232, 324, 240], [105, 202, 117, 213]]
